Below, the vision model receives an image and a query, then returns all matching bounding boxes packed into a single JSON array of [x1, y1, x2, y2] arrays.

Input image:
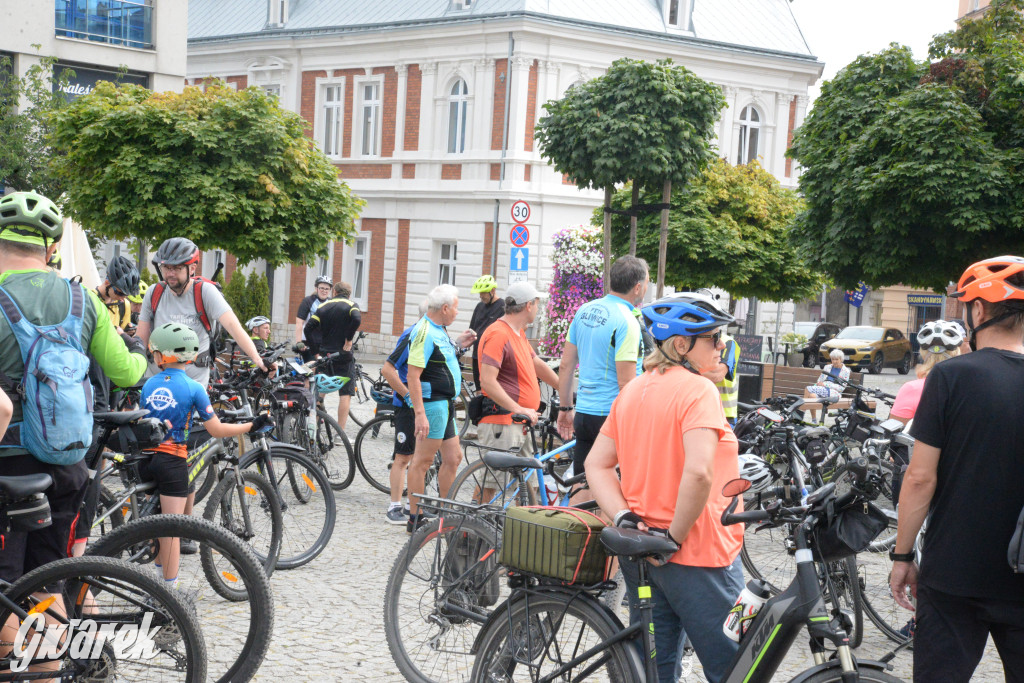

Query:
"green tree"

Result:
[[0, 54, 70, 198], [247, 270, 270, 320], [789, 0, 1024, 291], [49, 81, 364, 267], [222, 269, 249, 326], [536, 58, 725, 294], [596, 159, 825, 302]]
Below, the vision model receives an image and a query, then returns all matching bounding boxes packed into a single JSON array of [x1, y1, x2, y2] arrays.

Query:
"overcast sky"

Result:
[[789, 0, 962, 105]]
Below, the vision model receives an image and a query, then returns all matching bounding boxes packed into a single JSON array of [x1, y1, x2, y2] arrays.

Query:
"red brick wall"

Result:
[[490, 163, 501, 181], [332, 241, 344, 283], [491, 59, 508, 150], [225, 75, 247, 90], [441, 163, 462, 180], [337, 163, 392, 179], [402, 163, 416, 179], [404, 65, 421, 152], [483, 222, 494, 275], [524, 60, 538, 152], [300, 70, 328, 139], [785, 96, 797, 177], [524, 165, 531, 182], [392, 219, 410, 335], [373, 66, 398, 157], [360, 218, 386, 334], [289, 264, 307, 319], [225, 254, 237, 282]]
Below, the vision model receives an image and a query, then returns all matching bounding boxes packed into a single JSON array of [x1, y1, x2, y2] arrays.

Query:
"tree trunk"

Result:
[[628, 182, 639, 256], [825, 286, 850, 326], [656, 179, 671, 298], [603, 186, 612, 293], [265, 262, 276, 315]]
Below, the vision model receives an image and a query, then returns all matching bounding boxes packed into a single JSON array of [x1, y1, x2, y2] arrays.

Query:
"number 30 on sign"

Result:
[[511, 200, 530, 223]]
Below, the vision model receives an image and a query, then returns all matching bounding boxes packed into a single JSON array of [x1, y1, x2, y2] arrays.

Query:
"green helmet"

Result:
[[0, 191, 64, 246], [471, 274, 498, 293], [149, 323, 200, 364]]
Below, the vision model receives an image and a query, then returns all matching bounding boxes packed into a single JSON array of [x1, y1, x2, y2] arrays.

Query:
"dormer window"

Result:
[[268, 0, 289, 27], [665, 0, 690, 29], [451, 0, 472, 10]]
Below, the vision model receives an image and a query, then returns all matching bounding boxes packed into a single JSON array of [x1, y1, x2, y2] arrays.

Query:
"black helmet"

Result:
[[315, 275, 333, 287], [152, 237, 200, 270], [106, 255, 140, 296]]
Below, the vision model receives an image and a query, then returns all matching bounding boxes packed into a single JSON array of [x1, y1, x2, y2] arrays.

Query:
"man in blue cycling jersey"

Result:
[[405, 285, 475, 533]]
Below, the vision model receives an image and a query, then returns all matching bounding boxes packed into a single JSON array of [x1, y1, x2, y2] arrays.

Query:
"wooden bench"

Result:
[[760, 365, 874, 419]]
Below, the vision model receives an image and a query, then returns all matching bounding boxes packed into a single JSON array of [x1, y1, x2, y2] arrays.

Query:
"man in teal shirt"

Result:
[[557, 256, 649, 476]]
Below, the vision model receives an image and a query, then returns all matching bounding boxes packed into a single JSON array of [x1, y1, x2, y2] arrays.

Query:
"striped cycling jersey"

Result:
[[407, 316, 461, 401]]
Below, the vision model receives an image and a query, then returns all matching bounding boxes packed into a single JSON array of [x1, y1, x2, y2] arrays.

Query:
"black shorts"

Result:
[[572, 412, 608, 474], [325, 351, 357, 397], [138, 452, 192, 498], [393, 405, 415, 457], [0, 454, 89, 584]]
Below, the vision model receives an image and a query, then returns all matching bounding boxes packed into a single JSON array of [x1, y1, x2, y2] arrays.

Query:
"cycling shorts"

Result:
[[393, 405, 416, 456], [423, 399, 456, 441], [325, 351, 357, 397], [138, 452, 193, 498]]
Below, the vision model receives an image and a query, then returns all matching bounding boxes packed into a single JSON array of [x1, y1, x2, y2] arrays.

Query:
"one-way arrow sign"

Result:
[[510, 247, 529, 271]]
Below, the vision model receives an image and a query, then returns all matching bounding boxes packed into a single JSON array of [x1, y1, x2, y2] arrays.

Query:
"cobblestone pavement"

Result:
[[247, 363, 1006, 682]]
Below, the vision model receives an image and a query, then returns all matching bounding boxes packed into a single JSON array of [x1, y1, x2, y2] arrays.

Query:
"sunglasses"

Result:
[[695, 330, 723, 345], [112, 286, 127, 298]]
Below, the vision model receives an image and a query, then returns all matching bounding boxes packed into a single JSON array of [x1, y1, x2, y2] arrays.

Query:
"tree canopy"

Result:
[[50, 81, 363, 267], [788, 0, 1024, 291], [595, 159, 825, 302]]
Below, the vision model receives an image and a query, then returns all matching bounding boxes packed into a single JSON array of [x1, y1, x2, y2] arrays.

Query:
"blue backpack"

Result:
[[0, 280, 93, 465]]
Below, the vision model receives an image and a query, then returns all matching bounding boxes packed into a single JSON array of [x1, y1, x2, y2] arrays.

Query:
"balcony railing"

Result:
[[55, 0, 154, 50]]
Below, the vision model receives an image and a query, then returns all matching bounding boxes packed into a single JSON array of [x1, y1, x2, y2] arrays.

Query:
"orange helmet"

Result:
[[951, 256, 1024, 303]]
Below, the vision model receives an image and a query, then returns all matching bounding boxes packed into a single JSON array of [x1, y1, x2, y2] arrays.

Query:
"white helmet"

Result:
[[917, 320, 965, 353], [246, 315, 271, 331], [738, 453, 774, 494]]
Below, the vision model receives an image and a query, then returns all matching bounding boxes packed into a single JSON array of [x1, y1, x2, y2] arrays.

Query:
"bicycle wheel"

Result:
[[831, 459, 897, 512], [739, 520, 795, 595], [821, 556, 864, 649], [858, 545, 915, 646], [798, 667, 903, 682], [354, 412, 398, 494], [202, 470, 283, 594], [447, 458, 538, 508], [384, 515, 506, 683], [452, 385, 471, 437], [315, 409, 356, 490], [471, 592, 640, 683], [87, 513, 274, 683], [95, 484, 127, 535], [0, 555, 207, 683], [241, 444, 337, 569]]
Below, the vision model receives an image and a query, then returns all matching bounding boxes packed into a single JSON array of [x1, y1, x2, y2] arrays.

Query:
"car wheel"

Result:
[[870, 353, 884, 374], [897, 353, 912, 375], [803, 353, 815, 368]]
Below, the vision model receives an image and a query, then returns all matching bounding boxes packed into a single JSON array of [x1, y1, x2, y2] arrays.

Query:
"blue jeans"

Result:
[[620, 555, 744, 683]]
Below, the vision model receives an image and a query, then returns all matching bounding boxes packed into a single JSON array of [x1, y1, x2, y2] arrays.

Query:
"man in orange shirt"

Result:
[[476, 281, 559, 500]]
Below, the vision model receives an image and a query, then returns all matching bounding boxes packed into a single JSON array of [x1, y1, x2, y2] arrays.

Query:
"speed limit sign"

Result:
[[510, 200, 530, 224]]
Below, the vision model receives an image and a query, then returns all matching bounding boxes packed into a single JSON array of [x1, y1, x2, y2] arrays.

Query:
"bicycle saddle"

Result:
[[92, 410, 148, 426], [482, 451, 543, 471], [0, 474, 52, 499], [796, 426, 830, 446], [599, 527, 678, 559]]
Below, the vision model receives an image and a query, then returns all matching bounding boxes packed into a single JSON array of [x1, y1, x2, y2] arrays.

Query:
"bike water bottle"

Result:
[[723, 579, 771, 642]]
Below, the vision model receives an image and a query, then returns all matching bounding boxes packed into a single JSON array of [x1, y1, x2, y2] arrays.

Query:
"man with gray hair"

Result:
[[405, 284, 477, 533], [472, 281, 560, 501], [557, 256, 649, 478]]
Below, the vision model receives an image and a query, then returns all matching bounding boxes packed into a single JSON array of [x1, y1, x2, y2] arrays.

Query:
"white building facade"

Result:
[[187, 0, 823, 351]]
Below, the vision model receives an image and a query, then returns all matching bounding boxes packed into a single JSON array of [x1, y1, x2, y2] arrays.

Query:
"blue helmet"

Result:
[[641, 292, 735, 341]]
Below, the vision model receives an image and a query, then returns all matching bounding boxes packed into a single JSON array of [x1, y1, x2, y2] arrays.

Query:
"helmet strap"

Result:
[[653, 337, 701, 376]]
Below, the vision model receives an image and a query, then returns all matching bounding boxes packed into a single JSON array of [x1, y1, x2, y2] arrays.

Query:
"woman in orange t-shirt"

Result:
[[587, 292, 744, 683]]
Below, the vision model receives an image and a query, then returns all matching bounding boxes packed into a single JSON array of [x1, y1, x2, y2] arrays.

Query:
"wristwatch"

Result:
[[888, 549, 915, 563], [557, 406, 574, 412]]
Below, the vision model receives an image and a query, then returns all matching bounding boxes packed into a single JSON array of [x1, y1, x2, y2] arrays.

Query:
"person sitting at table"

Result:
[[804, 349, 850, 420]]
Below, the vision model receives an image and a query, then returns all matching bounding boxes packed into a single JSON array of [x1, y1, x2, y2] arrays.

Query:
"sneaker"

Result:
[[898, 617, 916, 639], [179, 539, 199, 555], [386, 506, 408, 526], [406, 512, 436, 535]]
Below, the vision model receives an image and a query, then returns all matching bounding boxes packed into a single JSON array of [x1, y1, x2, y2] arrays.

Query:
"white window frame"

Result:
[[447, 79, 469, 154], [262, 83, 281, 99], [319, 80, 345, 158], [268, 0, 289, 26], [737, 105, 762, 165], [665, 0, 690, 29], [435, 242, 458, 287], [346, 236, 369, 309], [358, 78, 383, 158]]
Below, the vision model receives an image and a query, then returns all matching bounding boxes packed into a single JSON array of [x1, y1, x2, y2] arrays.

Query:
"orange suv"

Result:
[[818, 325, 913, 375]]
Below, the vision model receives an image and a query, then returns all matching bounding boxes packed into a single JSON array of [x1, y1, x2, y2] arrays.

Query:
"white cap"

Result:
[[505, 281, 541, 305]]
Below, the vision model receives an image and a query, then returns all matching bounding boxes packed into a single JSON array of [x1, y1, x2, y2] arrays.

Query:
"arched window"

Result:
[[737, 105, 761, 164], [447, 79, 469, 154]]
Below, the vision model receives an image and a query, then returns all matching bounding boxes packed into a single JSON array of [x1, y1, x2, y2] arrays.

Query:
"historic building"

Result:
[[187, 0, 823, 350]]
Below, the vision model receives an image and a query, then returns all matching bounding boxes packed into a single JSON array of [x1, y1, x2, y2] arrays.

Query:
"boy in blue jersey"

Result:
[[142, 323, 272, 587]]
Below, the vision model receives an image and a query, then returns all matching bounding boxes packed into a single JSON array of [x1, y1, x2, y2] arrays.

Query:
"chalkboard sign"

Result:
[[734, 335, 764, 364], [738, 362, 760, 376]]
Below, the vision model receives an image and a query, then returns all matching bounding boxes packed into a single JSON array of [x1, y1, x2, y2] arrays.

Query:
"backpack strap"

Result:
[[193, 279, 211, 334], [0, 285, 27, 402], [149, 282, 166, 316]]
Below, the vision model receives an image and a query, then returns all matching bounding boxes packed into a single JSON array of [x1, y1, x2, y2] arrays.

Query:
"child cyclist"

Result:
[[141, 323, 273, 588]]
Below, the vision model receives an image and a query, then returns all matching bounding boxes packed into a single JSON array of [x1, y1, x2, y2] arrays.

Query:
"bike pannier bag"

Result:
[[814, 496, 889, 562], [1009, 504, 1024, 573], [2, 493, 52, 533], [499, 506, 610, 584], [0, 281, 93, 465], [273, 382, 313, 412]]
